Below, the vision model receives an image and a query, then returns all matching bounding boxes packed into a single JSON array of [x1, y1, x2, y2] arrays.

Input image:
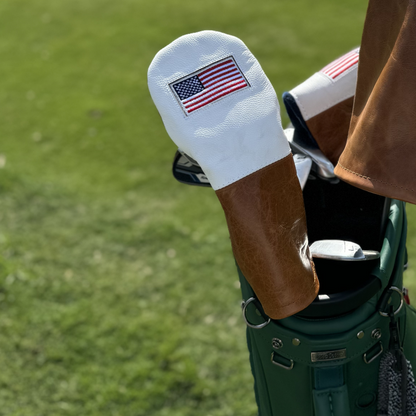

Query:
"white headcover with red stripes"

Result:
[[289, 48, 359, 121], [148, 30, 290, 191]]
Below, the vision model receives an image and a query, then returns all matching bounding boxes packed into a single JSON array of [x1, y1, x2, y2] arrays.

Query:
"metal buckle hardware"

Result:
[[363, 342, 384, 364], [242, 297, 270, 329], [271, 351, 294, 370], [379, 286, 404, 317]]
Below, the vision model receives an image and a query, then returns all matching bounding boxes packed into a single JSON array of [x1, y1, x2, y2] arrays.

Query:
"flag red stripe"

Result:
[[182, 74, 243, 104], [326, 53, 358, 73], [323, 54, 358, 76], [199, 59, 233, 77], [187, 82, 247, 113], [331, 59, 359, 79], [203, 69, 240, 87], [199, 65, 237, 83], [200, 69, 241, 87], [185, 79, 247, 109], [321, 51, 357, 73], [321, 50, 357, 71], [326, 55, 359, 77]]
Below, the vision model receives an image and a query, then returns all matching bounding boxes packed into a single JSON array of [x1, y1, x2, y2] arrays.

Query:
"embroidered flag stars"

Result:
[[170, 56, 249, 115]]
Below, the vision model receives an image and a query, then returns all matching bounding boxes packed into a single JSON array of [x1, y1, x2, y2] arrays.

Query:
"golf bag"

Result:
[[233, 45, 416, 414], [173, 128, 416, 415], [150, 30, 416, 415], [239, 148, 416, 415]]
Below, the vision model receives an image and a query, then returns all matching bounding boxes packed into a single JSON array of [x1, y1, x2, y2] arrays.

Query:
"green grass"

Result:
[[0, 0, 415, 415]]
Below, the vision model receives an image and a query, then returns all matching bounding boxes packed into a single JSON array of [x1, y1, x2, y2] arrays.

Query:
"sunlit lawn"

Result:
[[0, 0, 414, 415]]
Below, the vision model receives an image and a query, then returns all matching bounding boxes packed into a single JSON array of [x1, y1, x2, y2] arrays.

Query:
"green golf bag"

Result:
[[238, 170, 416, 415]]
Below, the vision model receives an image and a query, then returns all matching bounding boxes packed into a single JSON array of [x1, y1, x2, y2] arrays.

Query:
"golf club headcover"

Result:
[[148, 30, 319, 319], [335, 0, 416, 205], [283, 48, 359, 165]]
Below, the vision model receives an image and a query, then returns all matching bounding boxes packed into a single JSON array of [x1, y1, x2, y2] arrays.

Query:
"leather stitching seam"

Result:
[[329, 394, 334, 416], [337, 163, 415, 193]]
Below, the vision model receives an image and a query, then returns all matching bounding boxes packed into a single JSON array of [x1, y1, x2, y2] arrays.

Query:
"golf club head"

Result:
[[310, 239, 380, 261], [172, 149, 313, 190], [293, 153, 312, 190], [285, 127, 339, 183], [172, 150, 210, 187]]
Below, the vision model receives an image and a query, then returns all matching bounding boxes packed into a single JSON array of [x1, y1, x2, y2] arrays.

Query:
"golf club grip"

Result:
[[216, 154, 319, 320]]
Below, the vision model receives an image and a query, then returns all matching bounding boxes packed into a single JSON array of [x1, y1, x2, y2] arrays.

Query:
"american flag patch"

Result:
[[321, 48, 359, 80], [170, 56, 249, 115]]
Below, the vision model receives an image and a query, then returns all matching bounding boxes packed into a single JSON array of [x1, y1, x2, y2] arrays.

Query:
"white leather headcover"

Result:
[[148, 30, 290, 190], [289, 48, 359, 121]]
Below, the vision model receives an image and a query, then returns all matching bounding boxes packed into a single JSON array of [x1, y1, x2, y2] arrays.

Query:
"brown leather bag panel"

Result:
[[335, 0, 416, 204], [215, 154, 319, 319], [307, 96, 354, 165]]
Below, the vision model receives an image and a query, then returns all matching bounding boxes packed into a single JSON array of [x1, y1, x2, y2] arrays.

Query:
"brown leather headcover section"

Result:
[[335, 0, 416, 204], [307, 97, 354, 166], [216, 154, 319, 320]]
